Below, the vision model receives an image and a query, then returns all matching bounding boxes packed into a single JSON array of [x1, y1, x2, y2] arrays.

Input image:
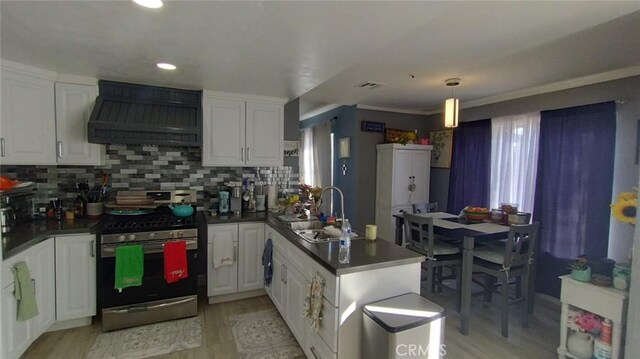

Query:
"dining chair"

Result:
[[403, 213, 461, 300], [412, 202, 438, 214], [472, 222, 539, 337]]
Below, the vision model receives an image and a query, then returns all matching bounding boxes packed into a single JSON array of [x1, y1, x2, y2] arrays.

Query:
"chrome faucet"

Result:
[[317, 186, 346, 225]]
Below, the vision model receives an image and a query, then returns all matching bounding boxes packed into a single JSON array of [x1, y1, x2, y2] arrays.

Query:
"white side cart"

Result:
[[557, 275, 629, 359]]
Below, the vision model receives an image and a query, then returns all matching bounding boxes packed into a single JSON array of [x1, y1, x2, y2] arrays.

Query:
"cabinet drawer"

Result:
[[306, 323, 337, 359], [269, 228, 289, 253], [287, 243, 338, 306], [316, 298, 338, 351]]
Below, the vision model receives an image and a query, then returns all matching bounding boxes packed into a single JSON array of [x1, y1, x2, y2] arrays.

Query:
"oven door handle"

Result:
[[107, 296, 196, 314], [100, 239, 197, 258]]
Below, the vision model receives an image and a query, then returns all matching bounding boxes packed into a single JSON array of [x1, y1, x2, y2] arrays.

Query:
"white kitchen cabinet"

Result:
[[285, 264, 306, 344], [238, 223, 266, 292], [1, 239, 55, 359], [207, 222, 266, 302], [271, 247, 287, 313], [0, 65, 57, 165], [54, 234, 96, 322], [375, 144, 432, 242], [55, 83, 104, 165], [1, 282, 30, 359], [0, 61, 104, 166], [245, 101, 283, 166], [202, 93, 284, 167], [207, 224, 239, 297]]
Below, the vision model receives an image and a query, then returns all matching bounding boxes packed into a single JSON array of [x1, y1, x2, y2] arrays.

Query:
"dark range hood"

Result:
[[88, 80, 202, 147]]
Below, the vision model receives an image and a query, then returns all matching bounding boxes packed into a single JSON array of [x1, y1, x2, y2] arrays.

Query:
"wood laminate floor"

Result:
[[23, 289, 560, 359]]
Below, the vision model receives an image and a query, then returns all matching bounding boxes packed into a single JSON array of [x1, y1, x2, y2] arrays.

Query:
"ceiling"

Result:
[[2, 1, 640, 116]]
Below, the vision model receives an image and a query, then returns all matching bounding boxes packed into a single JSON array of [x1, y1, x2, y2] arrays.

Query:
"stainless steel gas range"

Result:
[[97, 190, 200, 331]]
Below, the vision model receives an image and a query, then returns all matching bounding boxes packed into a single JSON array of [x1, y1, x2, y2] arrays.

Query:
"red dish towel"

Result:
[[164, 240, 188, 284]]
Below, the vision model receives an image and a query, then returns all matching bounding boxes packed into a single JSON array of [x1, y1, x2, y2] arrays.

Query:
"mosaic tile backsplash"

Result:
[[0, 144, 299, 209]]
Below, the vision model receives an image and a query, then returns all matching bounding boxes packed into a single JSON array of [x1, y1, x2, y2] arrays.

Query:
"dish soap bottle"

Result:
[[339, 219, 352, 264]]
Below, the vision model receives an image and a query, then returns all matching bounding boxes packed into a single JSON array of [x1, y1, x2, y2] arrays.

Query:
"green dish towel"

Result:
[[13, 261, 39, 321], [115, 244, 144, 292]]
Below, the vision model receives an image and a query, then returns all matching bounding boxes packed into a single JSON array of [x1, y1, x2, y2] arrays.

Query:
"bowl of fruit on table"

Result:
[[463, 207, 490, 223]]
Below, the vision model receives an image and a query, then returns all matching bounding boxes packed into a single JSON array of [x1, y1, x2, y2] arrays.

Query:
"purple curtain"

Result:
[[534, 101, 616, 297], [447, 119, 491, 214]]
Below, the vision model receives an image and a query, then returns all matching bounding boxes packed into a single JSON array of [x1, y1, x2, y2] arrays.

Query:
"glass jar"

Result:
[[612, 263, 631, 291], [491, 209, 504, 223]]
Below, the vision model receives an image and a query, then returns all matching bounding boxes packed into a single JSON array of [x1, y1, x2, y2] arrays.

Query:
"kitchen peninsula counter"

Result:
[[265, 215, 424, 276], [2, 217, 101, 260]]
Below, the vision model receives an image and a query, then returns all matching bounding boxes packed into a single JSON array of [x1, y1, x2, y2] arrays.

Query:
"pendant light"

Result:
[[444, 78, 460, 128]]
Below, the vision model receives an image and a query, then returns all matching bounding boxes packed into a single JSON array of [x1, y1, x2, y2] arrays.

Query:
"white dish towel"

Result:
[[212, 236, 234, 268]]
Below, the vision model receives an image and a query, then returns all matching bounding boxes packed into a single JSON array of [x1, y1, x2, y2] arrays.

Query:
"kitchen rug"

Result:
[[85, 316, 202, 359], [230, 309, 305, 359]]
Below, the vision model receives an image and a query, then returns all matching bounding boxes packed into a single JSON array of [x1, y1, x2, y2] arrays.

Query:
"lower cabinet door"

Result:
[[238, 223, 265, 292], [2, 282, 31, 359], [285, 265, 306, 344], [28, 239, 56, 337], [207, 225, 239, 297], [271, 249, 286, 312], [55, 235, 96, 321]]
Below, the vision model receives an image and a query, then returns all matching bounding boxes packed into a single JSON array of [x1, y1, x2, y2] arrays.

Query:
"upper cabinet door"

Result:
[[0, 69, 57, 165], [202, 98, 246, 166], [392, 150, 413, 206], [245, 101, 283, 167], [410, 149, 430, 204], [55, 83, 104, 166]]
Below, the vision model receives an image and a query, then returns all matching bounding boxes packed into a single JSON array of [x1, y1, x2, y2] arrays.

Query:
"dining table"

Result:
[[393, 211, 511, 335]]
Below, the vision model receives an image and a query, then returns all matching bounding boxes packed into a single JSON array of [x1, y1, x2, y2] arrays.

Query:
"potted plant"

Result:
[[568, 255, 591, 282]]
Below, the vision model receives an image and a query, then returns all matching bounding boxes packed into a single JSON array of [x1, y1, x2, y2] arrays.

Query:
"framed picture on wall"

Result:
[[430, 130, 453, 168]]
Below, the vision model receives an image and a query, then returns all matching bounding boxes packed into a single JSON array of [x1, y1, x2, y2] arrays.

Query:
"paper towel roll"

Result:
[[267, 185, 277, 209]]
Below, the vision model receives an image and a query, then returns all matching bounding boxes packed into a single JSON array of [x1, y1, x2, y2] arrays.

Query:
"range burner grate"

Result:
[[101, 208, 197, 233]]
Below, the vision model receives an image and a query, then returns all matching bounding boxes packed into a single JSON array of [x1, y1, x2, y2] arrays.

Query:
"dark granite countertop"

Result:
[[3, 211, 424, 276], [263, 215, 424, 276], [203, 211, 424, 275], [2, 217, 102, 260], [203, 211, 269, 224]]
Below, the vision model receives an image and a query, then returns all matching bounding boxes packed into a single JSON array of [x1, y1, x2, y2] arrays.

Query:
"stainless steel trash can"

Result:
[[363, 292, 446, 359]]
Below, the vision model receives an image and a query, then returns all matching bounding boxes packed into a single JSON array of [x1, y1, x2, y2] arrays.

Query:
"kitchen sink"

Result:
[[287, 220, 325, 230], [294, 228, 365, 244]]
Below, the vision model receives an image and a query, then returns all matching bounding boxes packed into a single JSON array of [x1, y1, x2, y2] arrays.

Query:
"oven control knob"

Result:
[[148, 233, 156, 240], [168, 232, 174, 238], [127, 234, 136, 241], [177, 231, 184, 238], [118, 235, 126, 242]]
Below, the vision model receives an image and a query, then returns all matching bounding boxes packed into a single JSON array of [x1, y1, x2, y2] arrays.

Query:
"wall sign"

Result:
[[361, 121, 385, 133], [283, 141, 299, 157]]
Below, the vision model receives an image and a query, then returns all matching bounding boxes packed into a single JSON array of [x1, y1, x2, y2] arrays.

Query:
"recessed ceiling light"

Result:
[[132, 0, 163, 9], [156, 63, 176, 70]]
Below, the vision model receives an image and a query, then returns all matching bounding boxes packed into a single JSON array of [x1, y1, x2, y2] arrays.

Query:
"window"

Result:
[[490, 112, 540, 213]]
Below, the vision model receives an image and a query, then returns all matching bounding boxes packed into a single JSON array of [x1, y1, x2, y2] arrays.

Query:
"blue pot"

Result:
[[571, 267, 592, 282], [169, 204, 194, 217]]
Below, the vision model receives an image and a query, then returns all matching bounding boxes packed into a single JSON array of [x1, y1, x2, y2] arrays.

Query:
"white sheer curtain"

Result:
[[490, 112, 541, 213], [299, 121, 331, 188]]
